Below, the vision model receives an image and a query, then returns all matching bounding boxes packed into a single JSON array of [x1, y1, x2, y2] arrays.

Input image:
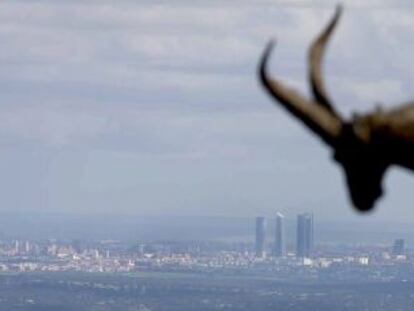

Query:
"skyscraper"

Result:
[[255, 217, 266, 258], [392, 239, 405, 256], [274, 212, 285, 257], [296, 213, 313, 258]]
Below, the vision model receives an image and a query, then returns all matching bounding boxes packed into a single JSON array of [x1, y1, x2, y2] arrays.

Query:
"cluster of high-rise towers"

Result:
[[255, 213, 313, 258]]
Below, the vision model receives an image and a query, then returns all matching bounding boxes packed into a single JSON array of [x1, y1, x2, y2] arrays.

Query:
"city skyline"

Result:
[[0, 231, 409, 310], [0, 215, 407, 273], [0, 1, 413, 310]]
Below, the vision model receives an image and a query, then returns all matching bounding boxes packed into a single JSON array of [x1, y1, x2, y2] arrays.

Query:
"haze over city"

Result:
[[2, 1, 414, 310]]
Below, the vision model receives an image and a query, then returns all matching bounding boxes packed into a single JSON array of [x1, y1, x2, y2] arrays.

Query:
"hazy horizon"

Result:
[[1, 2, 414, 310], [0, 210, 410, 245]]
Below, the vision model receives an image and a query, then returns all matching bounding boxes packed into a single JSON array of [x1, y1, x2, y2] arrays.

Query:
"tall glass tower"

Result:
[[392, 239, 405, 256], [274, 212, 285, 257], [296, 213, 313, 258], [255, 217, 266, 258]]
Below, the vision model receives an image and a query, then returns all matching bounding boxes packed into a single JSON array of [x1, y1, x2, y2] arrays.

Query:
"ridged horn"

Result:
[[309, 5, 342, 117], [258, 40, 342, 146]]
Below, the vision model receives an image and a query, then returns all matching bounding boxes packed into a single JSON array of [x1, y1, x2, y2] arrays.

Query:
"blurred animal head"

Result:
[[258, 6, 414, 211]]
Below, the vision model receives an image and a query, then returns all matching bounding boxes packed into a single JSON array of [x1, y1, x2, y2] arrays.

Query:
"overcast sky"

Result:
[[1, 0, 414, 222]]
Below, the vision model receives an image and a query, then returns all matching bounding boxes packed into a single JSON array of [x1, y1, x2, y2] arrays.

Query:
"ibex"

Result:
[[259, 6, 414, 212]]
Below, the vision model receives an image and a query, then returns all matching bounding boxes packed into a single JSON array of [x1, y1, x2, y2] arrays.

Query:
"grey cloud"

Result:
[[0, 0, 412, 220]]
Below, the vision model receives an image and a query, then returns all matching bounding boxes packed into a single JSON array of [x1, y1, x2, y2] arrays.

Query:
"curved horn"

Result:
[[258, 41, 342, 147], [309, 5, 342, 116]]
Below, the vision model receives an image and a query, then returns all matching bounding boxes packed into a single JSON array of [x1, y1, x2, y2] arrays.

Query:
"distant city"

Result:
[[255, 212, 314, 258], [0, 213, 411, 309], [0, 212, 408, 284]]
